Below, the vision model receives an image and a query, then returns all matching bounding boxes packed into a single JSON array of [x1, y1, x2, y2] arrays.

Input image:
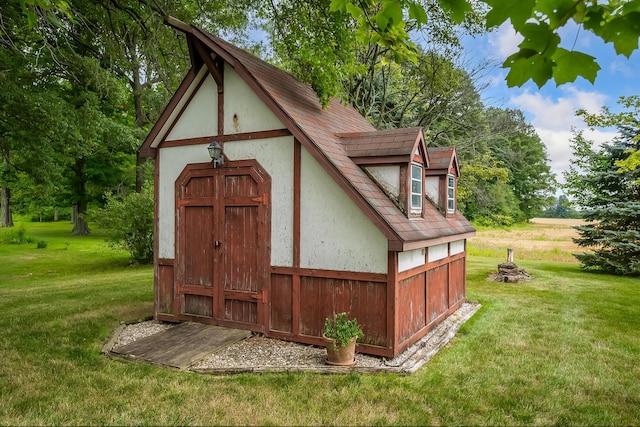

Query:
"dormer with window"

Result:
[[339, 128, 429, 218], [425, 146, 460, 217]]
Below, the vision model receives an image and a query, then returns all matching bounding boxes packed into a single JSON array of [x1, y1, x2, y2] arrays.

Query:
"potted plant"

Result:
[[322, 312, 364, 366]]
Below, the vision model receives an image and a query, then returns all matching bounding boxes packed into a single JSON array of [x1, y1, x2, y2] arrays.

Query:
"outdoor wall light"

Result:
[[207, 141, 224, 168]]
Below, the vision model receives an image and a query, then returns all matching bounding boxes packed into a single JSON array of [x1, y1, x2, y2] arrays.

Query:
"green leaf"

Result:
[[437, 0, 473, 24], [408, 2, 428, 27], [346, 3, 363, 19], [600, 14, 640, 57], [375, 11, 390, 30], [535, 0, 577, 29], [485, 0, 535, 30], [382, 1, 403, 26], [552, 48, 601, 85], [518, 22, 560, 56], [503, 50, 553, 88], [330, 0, 348, 12]]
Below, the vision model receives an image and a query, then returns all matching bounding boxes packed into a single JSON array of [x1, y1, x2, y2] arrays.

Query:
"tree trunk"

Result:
[[1, 187, 13, 227], [71, 158, 90, 235], [128, 33, 148, 193], [72, 203, 90, 235], [54, 208, 59, 222]]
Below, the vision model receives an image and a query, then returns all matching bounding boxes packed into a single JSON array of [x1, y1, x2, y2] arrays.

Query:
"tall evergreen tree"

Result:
[[564, 127, 640, 275]]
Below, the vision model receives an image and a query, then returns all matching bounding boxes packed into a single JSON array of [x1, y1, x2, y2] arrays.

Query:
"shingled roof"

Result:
[[426, 146, 459, 176], [339, 127, 425, 161], [140, 18, 475, 251]]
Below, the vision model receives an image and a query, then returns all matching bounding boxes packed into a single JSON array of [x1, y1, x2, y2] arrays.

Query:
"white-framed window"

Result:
[[447, 174, 455, 213], [411, 162, 423, 213]]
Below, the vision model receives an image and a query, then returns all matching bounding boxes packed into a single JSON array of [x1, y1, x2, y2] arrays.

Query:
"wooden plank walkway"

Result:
[[110, 323, 252, 369]]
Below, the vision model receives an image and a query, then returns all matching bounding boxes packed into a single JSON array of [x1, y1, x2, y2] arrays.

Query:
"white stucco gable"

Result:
[[165, 73, 218, 141]]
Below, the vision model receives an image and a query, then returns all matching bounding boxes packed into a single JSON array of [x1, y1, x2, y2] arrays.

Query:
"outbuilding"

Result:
[[138, 18, 476, 358]]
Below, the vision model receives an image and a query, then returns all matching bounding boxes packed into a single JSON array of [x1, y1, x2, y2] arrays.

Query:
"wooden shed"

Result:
[[138, 18, 476, 358]]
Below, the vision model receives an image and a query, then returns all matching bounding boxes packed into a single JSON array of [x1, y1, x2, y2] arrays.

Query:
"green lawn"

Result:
[[1, 221, 639, 425]]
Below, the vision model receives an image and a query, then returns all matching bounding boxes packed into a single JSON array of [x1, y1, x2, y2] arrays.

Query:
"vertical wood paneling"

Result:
[[224, 173, 259, 198], [426, 264, 449, 323], [270, 274, 293, 333], [298, 276, 387, 346], [184, 175, 215, 198], [398, 273, 426, 342], [184, 294, 213, 317], [184, 206, 214, 287], [157, 263, 174, 315], [224, 206, 259, 292], [448, 258, 466, 305], [224, 300, 258, 324]]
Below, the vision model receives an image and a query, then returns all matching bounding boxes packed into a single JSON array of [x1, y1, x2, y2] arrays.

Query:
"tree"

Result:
[[543, 194, 581, 219], [457, 153, 521, 226], [332, 0, 640, 91], [564, 129, 640, 275], [579, 95, 640, 179], [485, 108, 556, 221]]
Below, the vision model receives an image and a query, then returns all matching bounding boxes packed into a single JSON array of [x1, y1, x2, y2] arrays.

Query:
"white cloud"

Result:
[[508, 88, 617, 182], [487, 24, 523, 59], [609, 60, 636, 78]]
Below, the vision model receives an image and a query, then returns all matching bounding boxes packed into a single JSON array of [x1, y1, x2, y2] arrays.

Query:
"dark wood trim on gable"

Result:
[[160, 71, 211, 146], [193, 39, 224, 86], [351, 155, 411, 165], [293, 139, 301, 268], [159, 129, 292, 149], [139, 67, 199, 159], [217, 57, 224, 136]]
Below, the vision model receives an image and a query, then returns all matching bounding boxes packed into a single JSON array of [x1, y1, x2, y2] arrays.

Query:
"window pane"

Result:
[[412, 164, 422, 179], [412, 180, 421, 193], [412, 195, 422, 207]]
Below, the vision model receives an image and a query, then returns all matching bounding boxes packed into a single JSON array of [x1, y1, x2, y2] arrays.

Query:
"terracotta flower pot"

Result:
[[323, 334, 356, 367]]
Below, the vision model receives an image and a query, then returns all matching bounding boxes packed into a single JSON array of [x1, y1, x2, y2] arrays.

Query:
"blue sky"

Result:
[[462, 22, 640, 184]]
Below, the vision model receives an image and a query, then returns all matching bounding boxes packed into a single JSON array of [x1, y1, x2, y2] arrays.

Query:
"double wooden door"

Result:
[[174, 160, 270, 332]]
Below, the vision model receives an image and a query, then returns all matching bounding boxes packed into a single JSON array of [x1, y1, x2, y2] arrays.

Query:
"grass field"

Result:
[[1, 219, 639, 425]]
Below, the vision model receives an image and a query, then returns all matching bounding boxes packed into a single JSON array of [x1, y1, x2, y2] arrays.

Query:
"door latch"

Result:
[[215, 240, 221, 248]]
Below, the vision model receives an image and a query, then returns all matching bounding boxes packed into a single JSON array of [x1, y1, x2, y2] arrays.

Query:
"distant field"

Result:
[[468, 218, 588, 263]]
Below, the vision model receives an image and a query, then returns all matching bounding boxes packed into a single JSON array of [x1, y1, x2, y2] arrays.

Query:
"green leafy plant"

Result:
[[1, 225, 36, 244], [93, 185, 154, 264], [36, 240, 48, 249], [323, 312, 363, 348]]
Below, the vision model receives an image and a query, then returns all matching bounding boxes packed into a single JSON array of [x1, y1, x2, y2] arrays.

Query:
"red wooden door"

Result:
[[175, 161, 270, 332]]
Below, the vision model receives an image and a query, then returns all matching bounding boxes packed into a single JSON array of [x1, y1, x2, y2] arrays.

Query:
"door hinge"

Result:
[[250, 289, 267, 303], [251, 193, 269, 205]]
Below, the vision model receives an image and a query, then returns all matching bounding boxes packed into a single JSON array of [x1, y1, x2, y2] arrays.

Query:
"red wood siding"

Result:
[[426, 264, 449, 323], [268, 268, 388, 352], [398, 273, 426, 343], [448, 258, 465, 306], [155, 259, 174, 316], [270, 274, 293, 333]]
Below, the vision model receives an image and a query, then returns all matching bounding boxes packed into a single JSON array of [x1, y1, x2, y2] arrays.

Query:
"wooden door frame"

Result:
[[174, 159, 271, 332]]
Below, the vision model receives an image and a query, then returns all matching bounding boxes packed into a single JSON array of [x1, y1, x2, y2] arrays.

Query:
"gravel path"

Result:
[[107, 302, 481, 374]]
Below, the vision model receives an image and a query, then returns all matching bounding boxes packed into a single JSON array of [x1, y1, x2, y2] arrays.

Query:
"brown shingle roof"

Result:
[[339, 127, 423, 158], [142, 21, 475, 249], [426, 146, 459, 176]]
